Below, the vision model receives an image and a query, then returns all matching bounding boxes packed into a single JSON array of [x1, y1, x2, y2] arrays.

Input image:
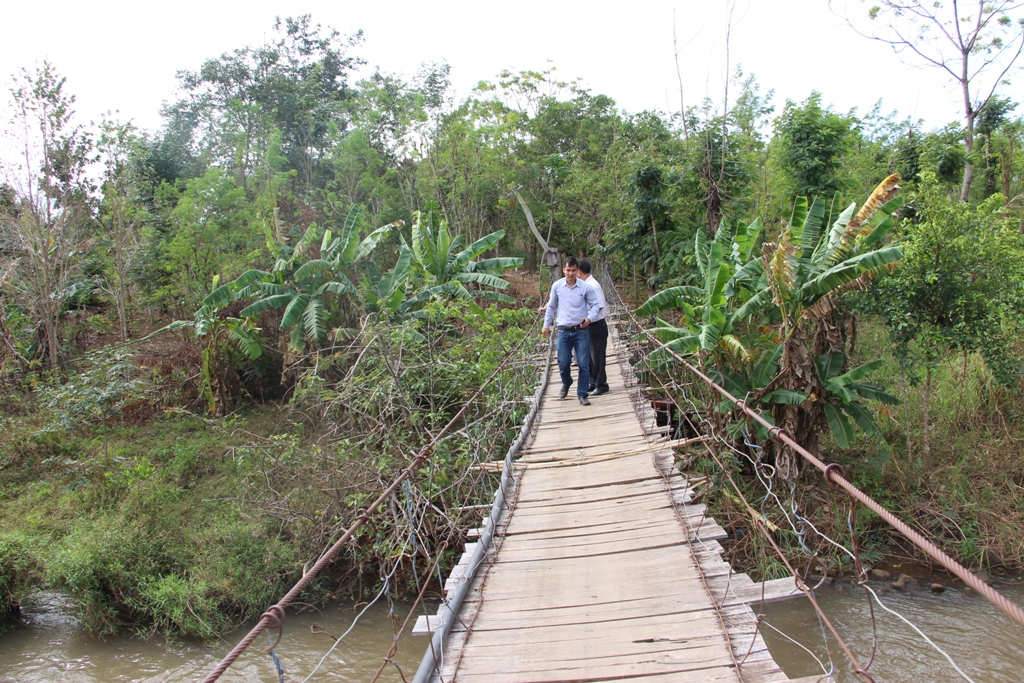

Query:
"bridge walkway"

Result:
[[420, 327, 805, 683]]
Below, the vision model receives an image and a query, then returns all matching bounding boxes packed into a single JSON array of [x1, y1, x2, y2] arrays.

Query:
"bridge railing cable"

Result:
[[600, 265, 1000, 681], [410, 331, 556, 683], [598, 266, 1024, 630], [198, 318, 541, 683], [599, 262, 1024, 632]]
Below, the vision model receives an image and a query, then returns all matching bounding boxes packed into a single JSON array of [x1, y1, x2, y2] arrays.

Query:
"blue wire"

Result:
[[267, 630, 286, 683]]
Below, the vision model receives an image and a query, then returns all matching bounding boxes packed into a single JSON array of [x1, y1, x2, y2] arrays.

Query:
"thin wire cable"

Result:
[[758, 620, 835, 678], [862, 584, 977, 683], [709, 386, 976, 680], [607, 265, 988, 680], [299, 559, 401, 682], [199, 321, 539, 683], [605, 264, 1024, 631], [602, 275, 849, 678]]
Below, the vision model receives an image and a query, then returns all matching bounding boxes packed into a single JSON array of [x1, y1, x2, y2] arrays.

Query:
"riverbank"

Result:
[[687, 315, 1024, 584], [0, 304, 539, 639]]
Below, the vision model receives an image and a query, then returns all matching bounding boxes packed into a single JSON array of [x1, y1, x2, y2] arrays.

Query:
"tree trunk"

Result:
[[984, 132, 996, 198], [776, 330, 820, 483], [959, 107, 975, 202], [923, 364, 932, 470], [1001, 141, 1014, 200]]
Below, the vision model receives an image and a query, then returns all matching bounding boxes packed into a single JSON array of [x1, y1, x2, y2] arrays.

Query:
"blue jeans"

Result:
[[557, 328, 591, 398]]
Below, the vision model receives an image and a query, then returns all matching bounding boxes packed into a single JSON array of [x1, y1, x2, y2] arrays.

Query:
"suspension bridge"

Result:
[[410, 312, 807, 682], [200, 271, 1024, 683]]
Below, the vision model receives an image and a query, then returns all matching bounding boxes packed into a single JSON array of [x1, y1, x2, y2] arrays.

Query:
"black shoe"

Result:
[[588, 385, 596, 393], [591, 388, 610, 396], [558, 386, 569, 399], [579, 396, 591, 406]]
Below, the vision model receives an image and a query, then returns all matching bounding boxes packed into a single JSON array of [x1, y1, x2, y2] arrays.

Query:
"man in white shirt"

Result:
[[577, 259, 609, 396], [542, 256, 601, 405]]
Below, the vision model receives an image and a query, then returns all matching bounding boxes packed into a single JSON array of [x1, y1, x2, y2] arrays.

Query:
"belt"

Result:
[[558, 324, 583, 332]]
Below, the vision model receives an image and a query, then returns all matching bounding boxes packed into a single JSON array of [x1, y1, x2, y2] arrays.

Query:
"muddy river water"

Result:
[[1, 581, 1023, 682]]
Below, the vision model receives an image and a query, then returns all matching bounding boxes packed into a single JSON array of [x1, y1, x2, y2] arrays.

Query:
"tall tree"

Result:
[[0, 63, 94, 366], [96, 120, 150, 342], [774, 92, 852, 201], [835, 0, 1024, 201], [166, 15, 364, 193]]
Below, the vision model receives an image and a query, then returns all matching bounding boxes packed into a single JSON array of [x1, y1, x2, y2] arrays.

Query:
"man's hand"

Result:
[[537, 305, 546, 313], [542, 327, 551, 337], [581, 317, 591, 328]]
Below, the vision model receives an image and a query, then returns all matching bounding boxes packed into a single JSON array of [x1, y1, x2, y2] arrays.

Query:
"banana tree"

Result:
[[815, 351, 899, 448], [743, 175, 904, 476], [639, 175, 905, 480], [400, 202, 523, 314], [637, 215, 765, 362], [158, 277, 262, 416], [227, 206, 401, 352], [361, 245, 413, 317]]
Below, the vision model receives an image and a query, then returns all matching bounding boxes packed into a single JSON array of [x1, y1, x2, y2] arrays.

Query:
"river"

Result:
[[2, 581, 1023, 682]]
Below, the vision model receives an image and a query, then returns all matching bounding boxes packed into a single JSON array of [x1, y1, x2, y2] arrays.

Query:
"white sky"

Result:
[[0, 0, 983, 138]]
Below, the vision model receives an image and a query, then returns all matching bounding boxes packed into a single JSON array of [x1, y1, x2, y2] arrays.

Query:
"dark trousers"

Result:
[[557, 328, 591, 398], [588, 318, 609, 392]]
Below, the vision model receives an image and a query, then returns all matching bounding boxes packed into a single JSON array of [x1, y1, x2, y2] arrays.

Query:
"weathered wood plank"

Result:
[[422, 324, 797, 683]]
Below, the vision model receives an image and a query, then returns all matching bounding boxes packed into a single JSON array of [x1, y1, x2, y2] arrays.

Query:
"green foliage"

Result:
[[402, 201, 523, 314], [775, 92, 852, 199], [0, 532, 40, 630], [871, 173, 1024, 385], [232, 205, 401, 351], [641, 177, 905, 457], [153, 167, 265, 311], [34, 347, 148, 433]]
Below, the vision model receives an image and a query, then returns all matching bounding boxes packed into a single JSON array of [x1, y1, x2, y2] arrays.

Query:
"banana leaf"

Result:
[[762, 389, 808, 405], [452, 271, 512, 289], [823, 403, 854, 448], [315, 275, 357, 297], [355, 220, 403, 261], [828, 358, 885, 386], [202, 283, 235, 309], [844, 400, 882, 439], [455, 230, 507, 266], [470, 256, 524, 273], [303, 297, 326, 341], [637, 286, 701, 315], [798, 245, 902, 301], [815, 351, 846, 383], [281, 293, 311, 329], [751, 344, 784, 388], [240, 293, 295, 318], [293, 259, 335, 282], [848, 381, 900, 405]]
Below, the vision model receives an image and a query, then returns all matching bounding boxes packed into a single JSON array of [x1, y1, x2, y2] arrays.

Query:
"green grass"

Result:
[[0, 303, 539, 639], [690, 315, 1024, 579]]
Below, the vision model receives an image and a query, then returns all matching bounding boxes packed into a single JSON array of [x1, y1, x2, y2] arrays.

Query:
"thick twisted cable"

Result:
[[198, 323, 538, 683], [605, 264, 1024, 631]]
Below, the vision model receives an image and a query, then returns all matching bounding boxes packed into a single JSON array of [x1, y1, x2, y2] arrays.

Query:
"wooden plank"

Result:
[[424, 329, 795, 683]]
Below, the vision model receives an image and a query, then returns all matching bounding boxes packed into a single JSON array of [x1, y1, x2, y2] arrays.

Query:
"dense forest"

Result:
[[3, 8, 1024, 638]]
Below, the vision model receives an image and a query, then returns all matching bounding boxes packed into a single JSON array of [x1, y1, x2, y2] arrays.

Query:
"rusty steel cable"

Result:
[[602, 263, 1024, 633], [605, 295, 859, 681], [673, 361, 977, 681], [197, 321, 539, 683], [411, 332, 556, 683]]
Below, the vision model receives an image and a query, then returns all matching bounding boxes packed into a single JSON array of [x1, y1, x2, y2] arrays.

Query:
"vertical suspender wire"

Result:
[[198, 323, 537, 683], [602, 261, 1024, 632], [411, 332, 556, 683]]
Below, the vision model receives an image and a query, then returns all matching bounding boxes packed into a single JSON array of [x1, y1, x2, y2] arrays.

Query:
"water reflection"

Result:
[[760, 580, 1024, 682], [0, 592, 428, 683], [3, 582, 1024, 682]]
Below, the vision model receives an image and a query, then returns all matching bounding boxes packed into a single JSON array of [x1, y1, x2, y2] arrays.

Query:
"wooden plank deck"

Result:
[[420, 329, 804, 682]]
